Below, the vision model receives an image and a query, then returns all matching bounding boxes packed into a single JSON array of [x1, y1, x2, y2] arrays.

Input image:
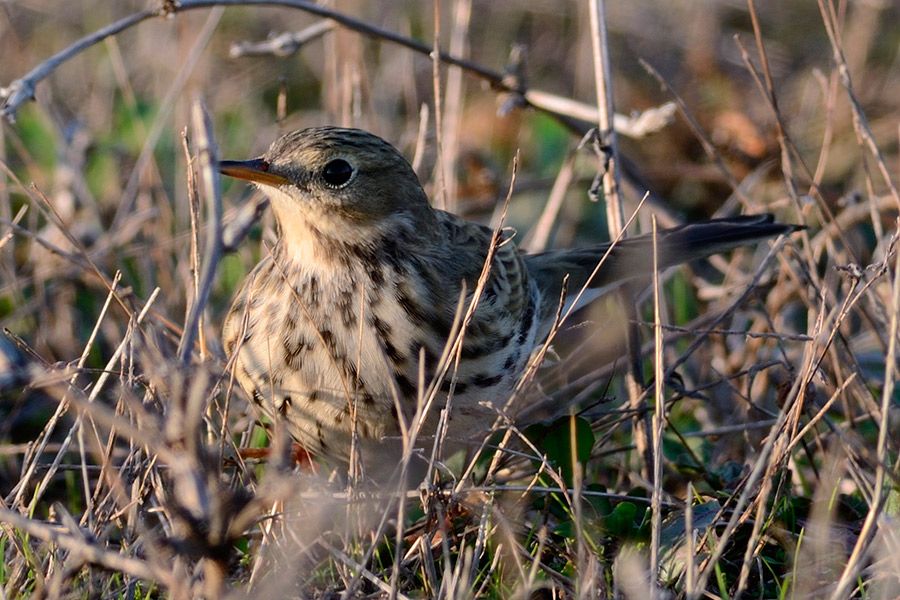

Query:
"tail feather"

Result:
[[526, 214, 802, 314]]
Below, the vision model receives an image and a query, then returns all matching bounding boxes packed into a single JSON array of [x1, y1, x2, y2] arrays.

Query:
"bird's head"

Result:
[[220, 127, 433, 245]]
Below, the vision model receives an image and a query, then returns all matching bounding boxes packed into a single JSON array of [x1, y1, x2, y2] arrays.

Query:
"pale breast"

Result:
[[223, 237, 542, 463]]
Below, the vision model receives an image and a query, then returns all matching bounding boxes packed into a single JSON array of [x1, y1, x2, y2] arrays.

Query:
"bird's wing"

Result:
[[421, 211, 538, 373]]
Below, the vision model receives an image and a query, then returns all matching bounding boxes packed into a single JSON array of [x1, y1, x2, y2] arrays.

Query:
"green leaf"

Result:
[[527, 415, 595, 486], [605, 501, 638, 538]]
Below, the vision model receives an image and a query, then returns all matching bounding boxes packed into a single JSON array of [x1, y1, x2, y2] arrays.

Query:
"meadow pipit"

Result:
[[220, 127, 799, 477]]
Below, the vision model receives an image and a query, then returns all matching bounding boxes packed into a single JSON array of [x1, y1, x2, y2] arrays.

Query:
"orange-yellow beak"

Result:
[[219, 158, 291, 187]]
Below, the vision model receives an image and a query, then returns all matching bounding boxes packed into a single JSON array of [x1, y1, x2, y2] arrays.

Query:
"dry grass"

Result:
[[1, 1, 899, 598]]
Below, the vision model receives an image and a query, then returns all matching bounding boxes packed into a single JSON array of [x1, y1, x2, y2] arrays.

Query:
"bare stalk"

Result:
[[649, 217, 664, 585], [829, 219, 900, 598], [177, 100, 224, 364]]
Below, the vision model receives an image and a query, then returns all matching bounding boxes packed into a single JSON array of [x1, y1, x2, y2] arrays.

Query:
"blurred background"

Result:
[[1, 1, 899, 595]]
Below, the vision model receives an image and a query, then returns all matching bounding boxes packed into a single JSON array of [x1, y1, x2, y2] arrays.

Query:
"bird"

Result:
[[218, 126, 800, 481]]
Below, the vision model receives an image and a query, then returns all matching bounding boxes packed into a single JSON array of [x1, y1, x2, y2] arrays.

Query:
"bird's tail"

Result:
[[526, 213, 803, 312]]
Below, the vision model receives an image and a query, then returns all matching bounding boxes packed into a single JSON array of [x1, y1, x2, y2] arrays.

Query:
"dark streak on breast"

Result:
[[320, 329, 336, 352], [338, 288, 357, 328]]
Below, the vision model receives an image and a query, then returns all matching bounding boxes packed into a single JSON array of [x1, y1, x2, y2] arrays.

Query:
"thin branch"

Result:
[[589, 0, 623, 233], [830, 219, 900, 598], [177, 99, 224, 364], [2, 0, 662, 140], [0, 507, 172, 588], [816, 0, 900, 212], [0, 10, 158, 121], [228, 20, 334, 57], [650, 216, 665, 582], [589, 0, 653, 486]]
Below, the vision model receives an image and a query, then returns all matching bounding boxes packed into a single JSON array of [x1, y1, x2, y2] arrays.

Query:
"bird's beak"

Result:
[[219, 158, 291, 187]]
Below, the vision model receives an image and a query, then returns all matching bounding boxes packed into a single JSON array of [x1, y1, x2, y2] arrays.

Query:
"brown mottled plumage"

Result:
[[220, 126, 800, 480]]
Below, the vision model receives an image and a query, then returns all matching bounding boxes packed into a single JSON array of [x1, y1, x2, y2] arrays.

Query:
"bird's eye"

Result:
[[321, 159, 355, 188]]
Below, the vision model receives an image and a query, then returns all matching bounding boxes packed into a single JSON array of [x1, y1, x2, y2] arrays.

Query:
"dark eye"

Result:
[[321, 159, 355, 188]]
